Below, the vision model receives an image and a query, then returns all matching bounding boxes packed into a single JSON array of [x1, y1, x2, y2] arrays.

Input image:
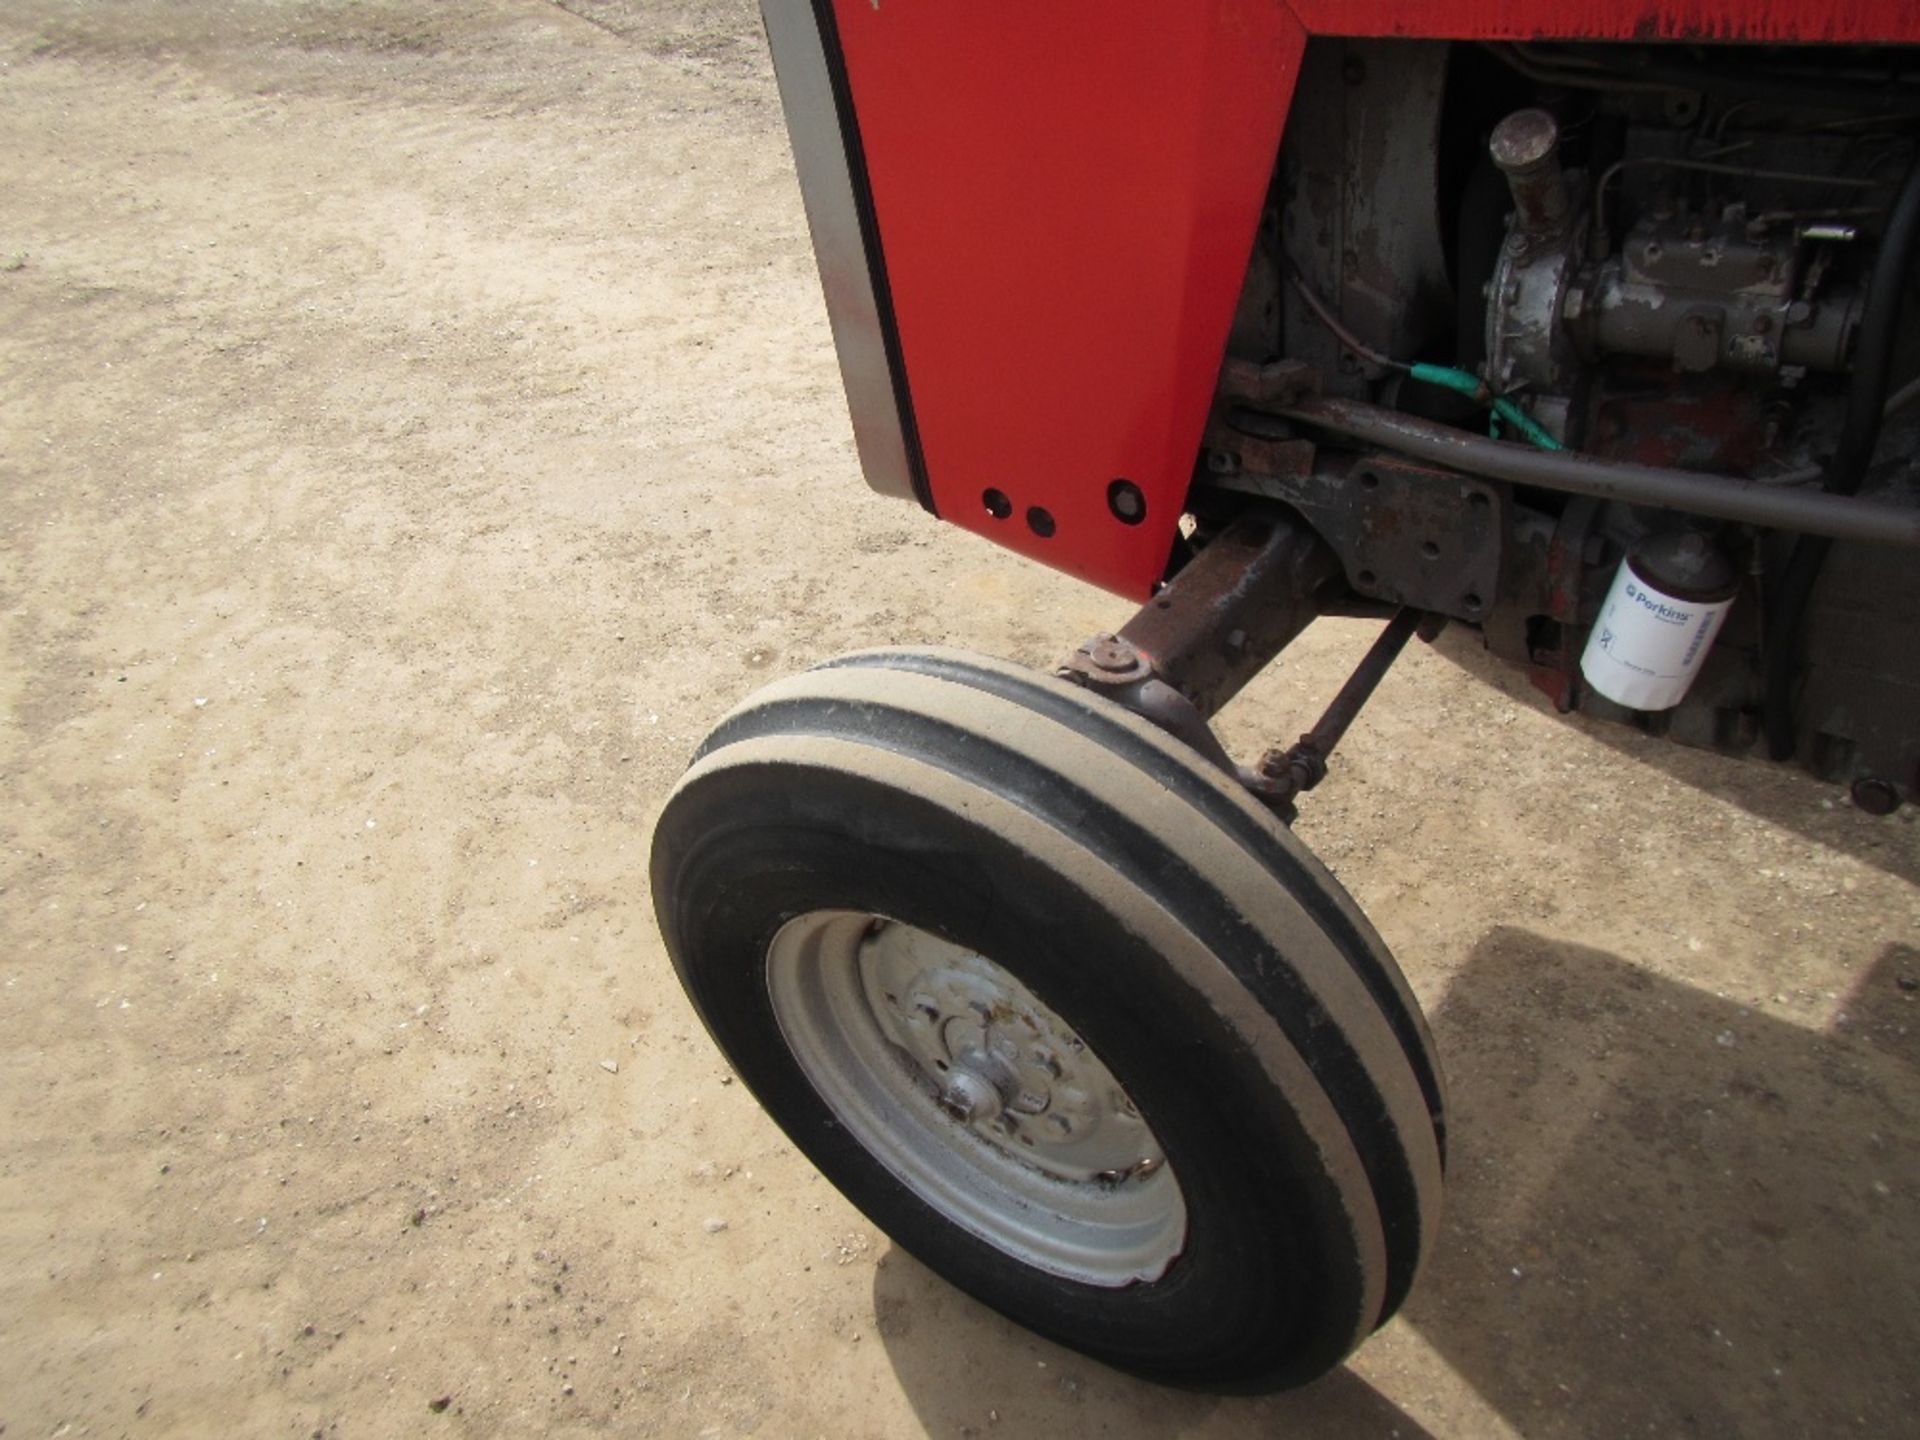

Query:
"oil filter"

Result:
[[1580, 531, 1738, 711]]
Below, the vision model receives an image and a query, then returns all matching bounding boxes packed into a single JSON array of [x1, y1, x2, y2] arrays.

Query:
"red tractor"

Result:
[[651, 1, 1920, 1389]]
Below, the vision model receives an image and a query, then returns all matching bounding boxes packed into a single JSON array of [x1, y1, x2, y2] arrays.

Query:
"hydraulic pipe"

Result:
[[1261, 399, 1920, 550]]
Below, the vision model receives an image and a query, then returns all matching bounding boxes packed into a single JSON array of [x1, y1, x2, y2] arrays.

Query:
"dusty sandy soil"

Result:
[[1, 3, 1916, 1437]]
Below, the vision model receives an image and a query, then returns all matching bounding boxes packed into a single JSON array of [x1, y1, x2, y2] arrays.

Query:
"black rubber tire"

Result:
[[650, 649, 1445, 1391]]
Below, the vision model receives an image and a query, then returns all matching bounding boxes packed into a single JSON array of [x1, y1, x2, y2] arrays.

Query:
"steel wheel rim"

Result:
[[765, 910, 1188, 1287]]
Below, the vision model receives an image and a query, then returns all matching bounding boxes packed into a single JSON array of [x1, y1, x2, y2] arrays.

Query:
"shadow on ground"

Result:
[[1406, 927, 1917, 1437], [874, 928, 1919, 1437], [869, 1248, 1436, 1439]]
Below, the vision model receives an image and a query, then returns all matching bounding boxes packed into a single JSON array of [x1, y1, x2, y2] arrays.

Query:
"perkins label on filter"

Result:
[[1579, 562, 1734, 711]]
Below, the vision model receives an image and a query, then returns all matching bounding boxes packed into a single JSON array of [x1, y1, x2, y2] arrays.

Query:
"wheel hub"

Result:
[[938, 1066, 1003, 1123], [764, 910, 1188, 1286], [859, 922, 1165, 1185]]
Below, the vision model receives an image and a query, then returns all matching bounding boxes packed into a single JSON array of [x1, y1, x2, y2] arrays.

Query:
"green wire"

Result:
[[1408, 362, 1564, 451], [1288, 260, 1564, 453]]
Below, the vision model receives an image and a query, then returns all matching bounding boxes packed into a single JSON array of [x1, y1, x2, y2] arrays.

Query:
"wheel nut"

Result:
[[940, 1070, 1003, 1123], [1008, 1084, 1049, 1114]]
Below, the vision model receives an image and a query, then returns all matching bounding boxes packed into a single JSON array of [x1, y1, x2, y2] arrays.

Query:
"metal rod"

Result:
[[1264, 398, 1920, 549], [1248, 608, 1429, 809], [1300, 608, 1423, 760]]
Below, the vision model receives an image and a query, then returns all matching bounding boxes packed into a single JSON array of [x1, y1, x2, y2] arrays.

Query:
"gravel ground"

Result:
[[1, 3, 1916, 1436]]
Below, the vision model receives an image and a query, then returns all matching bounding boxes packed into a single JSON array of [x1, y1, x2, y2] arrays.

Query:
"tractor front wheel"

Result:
[[649, 649, 1444, 1390]]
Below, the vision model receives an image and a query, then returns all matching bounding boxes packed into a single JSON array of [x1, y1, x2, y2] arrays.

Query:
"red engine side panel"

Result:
[[831, 0, 1920, 599], [832, 0, 1307, 596]]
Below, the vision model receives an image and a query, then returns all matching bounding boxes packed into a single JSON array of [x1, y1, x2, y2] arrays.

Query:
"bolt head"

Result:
[[1087, 637, 1136, 674], [940, 1070, 1003, 1123]]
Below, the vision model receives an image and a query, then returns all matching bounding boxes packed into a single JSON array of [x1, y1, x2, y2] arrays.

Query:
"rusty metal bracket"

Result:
[[1202, 439, 1504, 623], [1087, 506, 1340, 719], [1060, 509, 1432, 820], [1059, 634, 1244, 777], [1060, 506, 1346, 811]]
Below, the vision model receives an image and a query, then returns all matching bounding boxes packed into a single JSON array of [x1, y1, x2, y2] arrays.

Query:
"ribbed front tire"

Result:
[[650, 649, 1444, 1390]]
